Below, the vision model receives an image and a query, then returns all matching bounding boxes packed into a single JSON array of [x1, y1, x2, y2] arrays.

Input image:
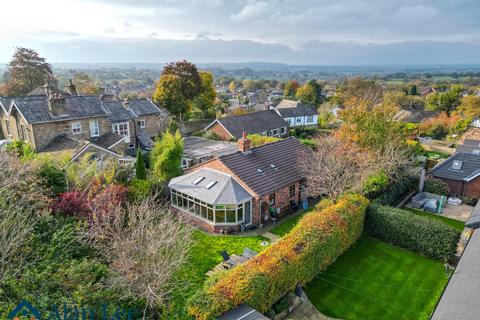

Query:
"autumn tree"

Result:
[[296, 80, 322, 105], [228, 81, 236, 92], [153, 60, 202, 120], [455, 95, 480, 120], [73, 72, 99, 94], [150, 130, 184, 182], [334, 77, 383, 105], [284, 80, 300, 98], [4, 47, 52, 96]]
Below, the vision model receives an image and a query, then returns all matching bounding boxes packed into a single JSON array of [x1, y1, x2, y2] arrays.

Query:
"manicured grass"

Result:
[[170, 230, 268, 317], [305, 237, 449, 320], [270, 212, 307, 236], [424, 151, 450, 159], [404, 207, 465, 231]]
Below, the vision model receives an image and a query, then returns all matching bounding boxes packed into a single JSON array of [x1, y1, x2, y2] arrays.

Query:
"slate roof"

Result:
[[169, 168, 252, 205], [11, 95, 106, 124], [456, 140, 480, 154], [127, 99, 164, 116], [218, 138, 308, 196], [39, 135, 87, 153], [89, 132, 124, 149], [430, 153, 480, 182], [276, 104, 318, 118], [183, 136, 238, 160], [137, 128, 154, 150], [206, 110, 288, 139], [102, 100, 136, 122], [431, 229, 480, 320], [217, 304, 269, 320]]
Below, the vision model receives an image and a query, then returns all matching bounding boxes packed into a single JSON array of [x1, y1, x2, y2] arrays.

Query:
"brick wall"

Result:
[[208, 122, 234, 140], [436, 177, 480, 199]]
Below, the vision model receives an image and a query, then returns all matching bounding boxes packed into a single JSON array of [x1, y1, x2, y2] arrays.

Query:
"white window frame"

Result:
[[112, 122, 130, 143], [89, 119, 100, 137], [307, 115, 314, 123], [5, 119, 11, 136], [296, 117, 302, 124], [71, 122, 82, 135], [137, 119, 146, 129]]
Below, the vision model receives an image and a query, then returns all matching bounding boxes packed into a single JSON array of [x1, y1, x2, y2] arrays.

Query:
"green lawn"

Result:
[[404, 207, 465, 231], [270, 211, 307, 236], [170, 230, 268, 317], [424, 151, 450, 159], [305, 237, 449, 320]]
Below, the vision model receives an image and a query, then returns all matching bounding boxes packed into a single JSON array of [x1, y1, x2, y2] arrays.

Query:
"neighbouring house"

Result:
[[456, 139, 480, 155], [430, 152, 480, 198], [168, 136, 308, 233], [0, 78, 169, 160], [421, 87, 435, 97], [204, 110, 288, 140], [182, 136, 238, 169], [273, 99, 318, 127], [470, 117, 480, 128]]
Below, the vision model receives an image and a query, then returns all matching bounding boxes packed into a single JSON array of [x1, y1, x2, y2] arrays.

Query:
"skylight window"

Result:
[[192, 176, 205, 185], [451, 160, 463, 170], [270, 164, 277, 170], [257, 168, 264, 173], [206, 181, 217, 189]]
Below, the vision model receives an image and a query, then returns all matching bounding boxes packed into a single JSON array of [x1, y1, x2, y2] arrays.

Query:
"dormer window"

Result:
[[72, 122, 82, 134], [451, 160, 463, 170]]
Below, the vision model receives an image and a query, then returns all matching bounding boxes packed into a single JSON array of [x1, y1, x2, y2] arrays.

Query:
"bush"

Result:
[[363, 171, 389, 200], [187, 194, 369, 319], [5, 140, 35, 160], [128, 179, 153, 202], [50, 191, 90, 217], [247, 134, 281, 147], [424, 178, 450, 196], [36, 162, 67, 195], [365, 205, 460, 261], [372, 175, 418, 206]]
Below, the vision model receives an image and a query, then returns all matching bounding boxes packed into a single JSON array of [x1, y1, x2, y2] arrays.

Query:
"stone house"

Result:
[[0, 79, 169, 160], [168, 136, 309, 233], [204, 110, 288, 140]]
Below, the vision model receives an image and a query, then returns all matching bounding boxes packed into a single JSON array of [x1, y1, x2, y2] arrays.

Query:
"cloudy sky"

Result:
[[1, 0, 479, 64]]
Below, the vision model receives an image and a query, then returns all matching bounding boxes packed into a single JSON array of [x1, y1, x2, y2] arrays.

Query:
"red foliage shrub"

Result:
[[50, 191, 90, 217]]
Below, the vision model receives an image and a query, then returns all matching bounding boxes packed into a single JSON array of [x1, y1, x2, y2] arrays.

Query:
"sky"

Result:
[[1, 0, 479, 65]]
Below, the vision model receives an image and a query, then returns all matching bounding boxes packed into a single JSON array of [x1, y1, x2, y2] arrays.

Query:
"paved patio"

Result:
[[441, 204, 473, 222]]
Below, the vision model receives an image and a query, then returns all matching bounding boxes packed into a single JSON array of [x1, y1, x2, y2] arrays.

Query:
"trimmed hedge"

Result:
[[187, 194, 369, 319], [372, 175, 418, 206], [365, 205, 460, 261], [424, 178, 450, 196]]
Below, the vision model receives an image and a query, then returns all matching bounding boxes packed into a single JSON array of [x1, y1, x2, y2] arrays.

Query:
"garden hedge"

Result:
[[187, 194, 369, 319], [372, 175, 418, 206], [365, 205, 460, 261], [423, 178, 450, 196]]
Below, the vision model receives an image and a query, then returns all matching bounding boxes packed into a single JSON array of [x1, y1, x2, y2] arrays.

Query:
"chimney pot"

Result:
[[238, 131, 251, 153]]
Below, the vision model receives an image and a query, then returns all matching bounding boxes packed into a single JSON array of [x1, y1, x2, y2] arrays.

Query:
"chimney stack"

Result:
[[48, 93, 67, 115], [238, 131, 251, 153], [66, 79, 77, 96], [122, 97, 129, 108], [44, 74, 58, 98]]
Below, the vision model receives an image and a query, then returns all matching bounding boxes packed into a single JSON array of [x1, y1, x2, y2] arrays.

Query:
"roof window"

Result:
[[206, 181, 217, 189], [451, 160, 463, 170], [192, 176, 205, 185], [257, 168, 264, 174], [270, 164, 277, 170]]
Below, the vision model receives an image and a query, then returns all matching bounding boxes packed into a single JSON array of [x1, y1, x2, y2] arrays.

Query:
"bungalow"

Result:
[[273, 99, 318, 127], [168, 136, 309, 233], [430, 152, 480, 199], [204, 110, 288, 140]]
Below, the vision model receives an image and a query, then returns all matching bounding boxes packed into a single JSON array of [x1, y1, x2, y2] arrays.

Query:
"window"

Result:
[[290, 185, 296, 197], [281, 127, 287, 134], [192, 176, 205, 185], [296, 117, 302, 123], [72, 122, 82, 134], [112, 122, 130, 143], [272, 129, 278, 136], [473, 149, 480, 156], [269, 193, 276, 206], [451, 160, 463, 170], [137, 119, 146, 128], [89, 120, 100, 137], [206, 181, 217, 189], [307, 115, 314, 123]]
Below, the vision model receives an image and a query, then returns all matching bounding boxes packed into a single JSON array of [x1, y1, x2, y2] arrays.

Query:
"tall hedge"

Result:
[[365, 205, 460, 261], [372, 175, 418, 206], [187, 194, 369, 319]]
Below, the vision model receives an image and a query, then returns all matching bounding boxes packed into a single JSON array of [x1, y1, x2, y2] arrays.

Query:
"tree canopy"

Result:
[[150, 130, 184, 182]]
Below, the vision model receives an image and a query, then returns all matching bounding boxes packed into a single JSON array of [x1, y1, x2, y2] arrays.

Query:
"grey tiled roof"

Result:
[[137, 128, 154, 150], [276, 104, 318, 118], [89, 132, 124, 149], [430, 153, 480, 181], [0, 97, 10, 114], [218, 138, 308, 196], [456, 140, 480, 154], [127, 99, 164, 116], [208, 110, 288, 139], [431, 229, 480, 320], [40, 135, 87, 153], [12, 95, 106, 124], [217, 304, 269, 320], [102, 101, 136, 122], [169, 168, 252, 205]]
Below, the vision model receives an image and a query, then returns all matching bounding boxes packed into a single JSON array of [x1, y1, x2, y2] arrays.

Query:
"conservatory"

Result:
[[168, 168, 253, 229]]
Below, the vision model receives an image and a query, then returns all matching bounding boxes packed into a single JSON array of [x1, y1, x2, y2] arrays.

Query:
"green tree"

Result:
[[135, 150, 147, 180], [284, 80, 299, 98], [426, 85, 464, 116], [161, 60, 202, 100], [167, 118, 180, 135], [295, 83, 317, 105], [150, 130, 184, 182], [455, 95, 480, 120], [242, 79, 256, 91], [408, 84, 417, 96], [192, 71, 216, 119], [5, 47, 52, 96]]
